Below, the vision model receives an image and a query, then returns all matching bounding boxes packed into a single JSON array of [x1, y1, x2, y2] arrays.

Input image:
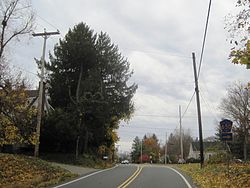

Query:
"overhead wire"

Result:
[[123, 48, 191, 59], [199, 90, 219, 121], [181, 91, 195, 119], [180, 0, 213, 122], [9, 63, 38, 77], [133, 114, 214, 118], [119, 125, 216, 132], [197, 0, 212, 78]]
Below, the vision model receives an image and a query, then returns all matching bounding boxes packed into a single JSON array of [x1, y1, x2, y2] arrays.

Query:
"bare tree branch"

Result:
[[0, 0, 35, 59]]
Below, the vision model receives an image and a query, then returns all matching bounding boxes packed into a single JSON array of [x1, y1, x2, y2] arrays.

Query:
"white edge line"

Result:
[[53, 165, 118, 188], [166, 167, 193, 188]]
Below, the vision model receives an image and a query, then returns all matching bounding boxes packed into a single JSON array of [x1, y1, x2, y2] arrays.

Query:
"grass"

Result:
[[0, 153, 77, 188], [177, 162, 250, 188], [40, 153, 114, 169]]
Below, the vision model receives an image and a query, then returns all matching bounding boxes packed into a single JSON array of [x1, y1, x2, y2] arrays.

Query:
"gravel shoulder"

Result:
[[51, 162, 99, 176]]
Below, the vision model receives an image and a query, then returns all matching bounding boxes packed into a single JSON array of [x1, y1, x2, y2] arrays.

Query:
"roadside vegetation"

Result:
[[40, 153, 114, 169], [0, 153, 76, 188], [178, 163, 250, 188]]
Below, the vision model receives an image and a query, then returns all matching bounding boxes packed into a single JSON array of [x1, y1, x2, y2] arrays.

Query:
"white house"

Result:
[[188, 142, 225, 161]]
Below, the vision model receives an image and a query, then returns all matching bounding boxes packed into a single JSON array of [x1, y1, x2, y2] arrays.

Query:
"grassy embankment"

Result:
[[177, 163, 250, 188], [40, 153, 114, 169], [0, 153, 77, 188]]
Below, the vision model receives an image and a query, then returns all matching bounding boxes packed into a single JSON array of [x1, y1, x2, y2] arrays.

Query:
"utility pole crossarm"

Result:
[[32, 30, 60, 37]]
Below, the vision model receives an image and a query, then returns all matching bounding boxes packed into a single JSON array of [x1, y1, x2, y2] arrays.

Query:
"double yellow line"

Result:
[[117, 165, 143, 188]]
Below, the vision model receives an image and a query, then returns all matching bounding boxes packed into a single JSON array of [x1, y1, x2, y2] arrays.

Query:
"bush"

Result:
[[207, 152, 227, 164], [186, 157, 200, 163]]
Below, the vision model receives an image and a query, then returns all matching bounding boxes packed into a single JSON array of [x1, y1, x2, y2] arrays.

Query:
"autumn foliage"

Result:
[[0, 80, 37, 146], [0, 153, 75, 188], [178, 163, 250, 188]]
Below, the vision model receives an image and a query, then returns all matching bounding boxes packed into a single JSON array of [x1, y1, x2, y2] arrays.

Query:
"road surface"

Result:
[[53, 164, 194, 188]]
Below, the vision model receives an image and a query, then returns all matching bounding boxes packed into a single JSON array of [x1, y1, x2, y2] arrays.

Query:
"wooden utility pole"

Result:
[[192, 52, 204, 168], [179, 105, 184, 161], [165, 133, 167, 164], [33, 29, 59, 157], [140, 139, 143, 164]]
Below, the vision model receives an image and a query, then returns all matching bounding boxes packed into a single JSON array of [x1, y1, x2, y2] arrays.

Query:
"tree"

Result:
[[0, 75, 37, 148], [226, 1, 250, 67], [230, 39, 250, 67], [46, 22, 137, 156], [142, 134, 161, 163], [131, 136, 141, 163], [0, 0, 36, 152], [220, 82, 250, 160], [167, 129, 193, 162], [0, 0, 35, 60]]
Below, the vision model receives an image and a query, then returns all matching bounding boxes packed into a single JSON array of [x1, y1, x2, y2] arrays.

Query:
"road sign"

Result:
[[220, 119, 233, 133], [221, 132, 233, 141]]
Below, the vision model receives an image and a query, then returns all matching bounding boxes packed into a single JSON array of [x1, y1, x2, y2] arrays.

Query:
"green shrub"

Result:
[[207, 152, 227, 164]]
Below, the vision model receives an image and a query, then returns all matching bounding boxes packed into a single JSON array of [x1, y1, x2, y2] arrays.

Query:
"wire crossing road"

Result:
[[53, 164, 194, 188]]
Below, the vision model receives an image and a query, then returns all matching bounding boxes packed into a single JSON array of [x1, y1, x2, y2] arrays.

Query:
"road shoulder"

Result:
[[51, 162, 99, 176], [168, 165, 197, 188]]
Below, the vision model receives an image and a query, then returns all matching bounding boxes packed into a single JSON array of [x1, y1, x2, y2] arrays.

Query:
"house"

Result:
[[188, 141, 225, 161]]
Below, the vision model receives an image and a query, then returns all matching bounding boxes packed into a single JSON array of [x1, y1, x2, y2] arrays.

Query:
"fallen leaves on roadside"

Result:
[[0, 153, 76, 188], [178, 163, 250, 188]]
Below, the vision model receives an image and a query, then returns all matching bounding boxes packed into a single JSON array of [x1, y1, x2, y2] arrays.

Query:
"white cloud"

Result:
[[8, 0, 249, 152]]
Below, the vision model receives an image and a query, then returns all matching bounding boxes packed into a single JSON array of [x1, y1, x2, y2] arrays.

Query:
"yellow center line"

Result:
[[117, 165, 143, 188]]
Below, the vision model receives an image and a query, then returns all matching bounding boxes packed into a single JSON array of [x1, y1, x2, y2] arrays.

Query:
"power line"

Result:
[[181, 91, 195, 119], [199, 91, 219, 121], [33, 12, 64, 38], [35, 14, 59, 31], [197, 0, 212, 78], [9, 63, 38, 77], [119, 127, 216, 132], [133, 114, 215, 118], [122, 48, 191, 59]]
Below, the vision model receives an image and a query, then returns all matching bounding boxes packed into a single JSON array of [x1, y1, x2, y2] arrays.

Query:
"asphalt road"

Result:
[[53, 164, 194, 188], [127, 165, 193, 188]]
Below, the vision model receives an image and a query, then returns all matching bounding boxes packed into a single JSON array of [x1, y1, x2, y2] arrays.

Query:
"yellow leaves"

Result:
[[230, 40, 250, 66], [28, 132, 38, 145], [178, 163, 250, 188], [0, 84, 37, 146], [98, 145, 107, 155], [0, 153, 75, 188]]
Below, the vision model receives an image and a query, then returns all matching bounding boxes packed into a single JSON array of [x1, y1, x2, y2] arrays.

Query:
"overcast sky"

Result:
[[8, 0, 249, 152]]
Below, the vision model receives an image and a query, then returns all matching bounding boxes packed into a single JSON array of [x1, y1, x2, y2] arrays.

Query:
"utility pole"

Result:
[[140, 139, 143, 164], [165, 133, 167, 164], [192, 52, 204, 168], [179, 105, 184, 161], [33, 29, 60, 157]]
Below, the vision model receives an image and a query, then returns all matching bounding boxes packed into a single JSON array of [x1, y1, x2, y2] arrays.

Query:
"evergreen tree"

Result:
[[45, 23, 137, 156], [131, 136, 141, 163]]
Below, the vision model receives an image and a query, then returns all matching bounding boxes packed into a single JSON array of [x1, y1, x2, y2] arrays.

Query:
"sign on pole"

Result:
[[220, 119, 233, 142]]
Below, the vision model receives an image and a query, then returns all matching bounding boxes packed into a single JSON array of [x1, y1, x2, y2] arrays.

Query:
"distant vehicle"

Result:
[[121, 160, 129, 164], [178, 159, 186, 164]]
